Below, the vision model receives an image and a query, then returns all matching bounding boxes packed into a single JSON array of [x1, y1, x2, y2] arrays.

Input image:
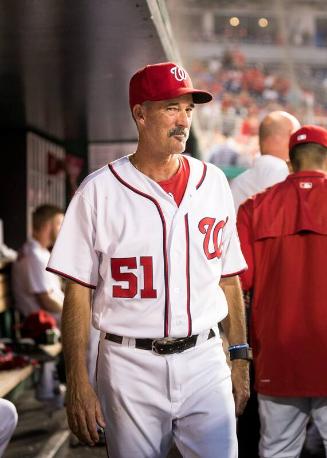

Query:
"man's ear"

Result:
[[133, 104, 145, 124], [287, 160, 293, 173]]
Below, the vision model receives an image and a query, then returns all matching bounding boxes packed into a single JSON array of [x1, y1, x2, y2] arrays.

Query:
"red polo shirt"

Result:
[[237, 171, 327, 396]]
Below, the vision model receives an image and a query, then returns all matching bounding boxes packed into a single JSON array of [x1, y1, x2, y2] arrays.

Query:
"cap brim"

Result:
[[176, 88, 213, 104], [191, 90, 213, 104], [148, 87, 213, 105]]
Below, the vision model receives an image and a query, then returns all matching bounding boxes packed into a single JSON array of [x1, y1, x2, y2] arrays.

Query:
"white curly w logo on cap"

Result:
[[170, 66, 187, 82]]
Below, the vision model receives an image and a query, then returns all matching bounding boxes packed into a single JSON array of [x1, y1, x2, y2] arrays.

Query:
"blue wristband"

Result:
[[228, 343, 252, 361], [228, 343, 249, 351]]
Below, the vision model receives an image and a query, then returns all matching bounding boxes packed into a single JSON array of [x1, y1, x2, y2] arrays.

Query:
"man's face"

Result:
[[141, 94, 194, 155], [50, 213, 64, 245]]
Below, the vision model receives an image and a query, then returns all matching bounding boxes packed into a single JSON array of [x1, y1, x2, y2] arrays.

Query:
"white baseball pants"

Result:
[[258, 394, 327, 457], [87, 323, 100, 386], [96, 331, 237, 458], [0, 399, 18, 457]]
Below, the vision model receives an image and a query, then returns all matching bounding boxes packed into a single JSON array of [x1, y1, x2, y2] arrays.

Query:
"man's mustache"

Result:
[[168, 127, 188, 137]]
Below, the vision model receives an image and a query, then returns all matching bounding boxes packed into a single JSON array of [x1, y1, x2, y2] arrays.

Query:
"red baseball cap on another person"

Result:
[[289, 125, 327, 151], [129, 62, 212, 111]]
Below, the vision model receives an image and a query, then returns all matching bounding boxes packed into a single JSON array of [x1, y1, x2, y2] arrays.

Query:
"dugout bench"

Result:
[[0, 259, 62, 400]]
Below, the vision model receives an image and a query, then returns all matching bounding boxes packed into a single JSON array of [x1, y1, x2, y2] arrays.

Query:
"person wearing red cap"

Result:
[[237, 125, 327, 457], [231, 111, 300, 457], [47, 61, 250, 457]]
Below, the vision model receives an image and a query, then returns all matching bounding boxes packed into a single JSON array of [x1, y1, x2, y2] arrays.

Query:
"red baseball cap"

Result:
[[129, 62, 212, 111], [289, 125, 327, 151]]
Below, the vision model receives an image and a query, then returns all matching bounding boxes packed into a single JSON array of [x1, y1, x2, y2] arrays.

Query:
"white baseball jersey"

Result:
[[12, 238, 64, 317], [230, 154, 289, 211], [47, 155, 246, 339]]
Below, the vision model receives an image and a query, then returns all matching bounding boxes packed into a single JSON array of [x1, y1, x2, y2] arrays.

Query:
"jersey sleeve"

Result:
[[220, 176, 247, 277], [47, 192, 99, 288], [236, 200, 254, 291], [27, 251, 51, 294]]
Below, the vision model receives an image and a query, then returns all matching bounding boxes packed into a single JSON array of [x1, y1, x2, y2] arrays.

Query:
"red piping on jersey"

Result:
[[46, 267, 96, 289], [108, 163, 170, 337], [184, 214, 192, 336], [221, 268, 247, 278], [196, 162, 207, 190]]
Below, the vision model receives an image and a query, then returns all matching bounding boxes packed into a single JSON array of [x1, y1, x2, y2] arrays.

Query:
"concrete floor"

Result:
[[4, 389, 68, 458]]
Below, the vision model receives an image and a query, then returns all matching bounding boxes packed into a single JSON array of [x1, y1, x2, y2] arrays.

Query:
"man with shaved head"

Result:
[[230, 110, 300, 456], [230, 111, 301, 211]]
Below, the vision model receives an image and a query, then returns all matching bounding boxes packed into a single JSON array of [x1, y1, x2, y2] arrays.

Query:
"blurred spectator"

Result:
[[190, 52, 327, 167], [208, 135, 241, 167]]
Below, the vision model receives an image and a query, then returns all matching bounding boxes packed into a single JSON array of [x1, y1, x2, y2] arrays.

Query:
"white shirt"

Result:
[[12, 238, 64, 317], [230, 154, 289, 211], [48, 155, 246, 339]]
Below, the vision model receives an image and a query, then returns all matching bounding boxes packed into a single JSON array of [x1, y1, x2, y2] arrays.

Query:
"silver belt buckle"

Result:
[[151, 337, 175, 354]]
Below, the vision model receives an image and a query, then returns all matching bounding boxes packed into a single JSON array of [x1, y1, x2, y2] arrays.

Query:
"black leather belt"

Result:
[[105, 329, 215, 355]]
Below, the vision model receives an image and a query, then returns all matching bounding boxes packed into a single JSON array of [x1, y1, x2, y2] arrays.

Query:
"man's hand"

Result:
[[231, 359, 250, 416], [61, 282, 105, 445], [66, 379, 106, 446]]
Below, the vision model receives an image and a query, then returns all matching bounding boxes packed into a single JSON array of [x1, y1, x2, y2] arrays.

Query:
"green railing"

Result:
[[220, 166, 247, 180]]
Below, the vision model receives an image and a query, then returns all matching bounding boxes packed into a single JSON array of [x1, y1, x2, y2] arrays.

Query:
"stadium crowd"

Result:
[[189, 49, 327, 168]]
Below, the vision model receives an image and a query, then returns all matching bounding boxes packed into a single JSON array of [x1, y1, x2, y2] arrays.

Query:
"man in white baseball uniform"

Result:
[[230, 111, 301, 212], [12, 205, 64, 321], [12, 205, 64, 404], [47, 62, 250, 457]]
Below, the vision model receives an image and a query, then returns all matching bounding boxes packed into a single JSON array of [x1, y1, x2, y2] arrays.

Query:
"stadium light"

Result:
[[258, 18, 269, 28], [229, 17, 240, 27]]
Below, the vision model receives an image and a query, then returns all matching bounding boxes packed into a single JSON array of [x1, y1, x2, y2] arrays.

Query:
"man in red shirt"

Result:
[[237, 125, 327, 457]]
